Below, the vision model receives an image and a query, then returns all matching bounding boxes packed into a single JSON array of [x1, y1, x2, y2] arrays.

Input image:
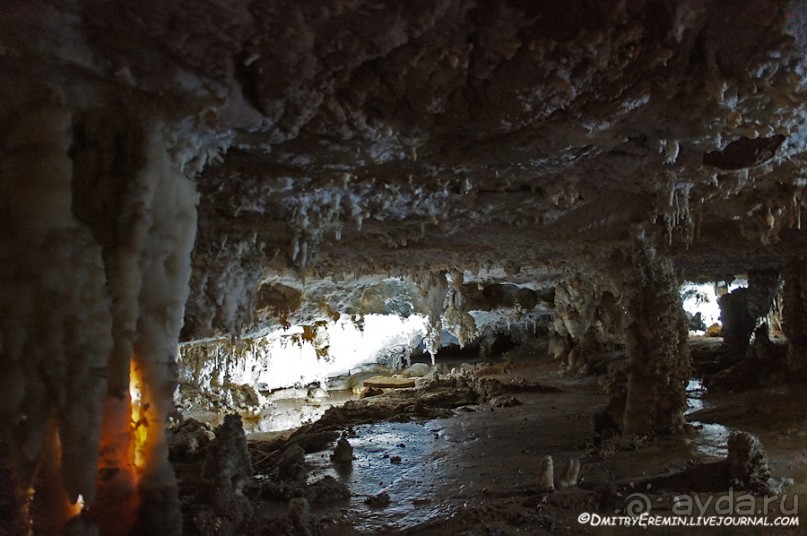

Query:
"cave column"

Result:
[[0, 98, 113, 534], [782, 265, 807, 372], [90, 122, 199, 535], [415, 271, 449, 365], [621, 238, 691, 437], [717, 288, 754, 351], [549, 275, 597, 374], [443, 270, 479, 352], [131, 127, 198, 534]]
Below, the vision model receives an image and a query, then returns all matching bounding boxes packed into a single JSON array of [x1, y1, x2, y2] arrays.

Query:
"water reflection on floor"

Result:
[[306, 421, 457, 532], [685, 377, 706, 415], [686, 377, 731, 459]]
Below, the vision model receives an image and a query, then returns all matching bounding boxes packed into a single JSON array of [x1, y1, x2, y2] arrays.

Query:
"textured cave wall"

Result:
[[782, 265, 807, 372], [621, 233, 692, 437], [747, 268, 783, 320], [549, 275, 624, 375], [717, 268, 782, 351]]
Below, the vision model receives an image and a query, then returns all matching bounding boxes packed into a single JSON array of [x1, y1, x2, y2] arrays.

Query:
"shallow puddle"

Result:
[[686, 378, 732, 460], [306, 421, 458, 532]]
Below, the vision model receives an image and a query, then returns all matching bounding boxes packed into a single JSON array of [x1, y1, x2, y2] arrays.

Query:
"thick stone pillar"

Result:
[[718, 288, 755, 350], [1, 95, 198, 534], [0, 101, 113, 535], [621, 239, 691, 437], [746, 268, 781, 319], [782, 265, 807, 372], [718, 269, 781, 352]]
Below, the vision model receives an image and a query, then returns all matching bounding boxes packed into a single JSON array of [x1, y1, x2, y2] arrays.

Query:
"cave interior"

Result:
[[1, 0, 807, 534]]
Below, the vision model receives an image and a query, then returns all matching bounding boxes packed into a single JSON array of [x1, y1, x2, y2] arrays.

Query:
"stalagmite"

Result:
[[556, 458, 580, 489], [620, 233, 691, 437], [538, 455, 555, 491], [330, 432, 354, 464]]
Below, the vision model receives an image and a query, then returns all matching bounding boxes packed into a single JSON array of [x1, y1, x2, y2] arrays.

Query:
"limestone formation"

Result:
[[747, 268, 782, 320], [556, 458, 581, 489], [718, 288, 756, 350], [538, 455, 555, 492], [365, 492, 392, 508], [330, 433, 354, 464], [727, 431, 774, 496], [1, 0, 806, 532], [549, 277, 624, 375], [307, 476, 350, 504], [621, 234, 691, 437], [192, 415, 254, 535]]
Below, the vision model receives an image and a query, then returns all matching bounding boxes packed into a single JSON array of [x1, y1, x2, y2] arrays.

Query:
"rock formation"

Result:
[[1, 0, 806, 532]]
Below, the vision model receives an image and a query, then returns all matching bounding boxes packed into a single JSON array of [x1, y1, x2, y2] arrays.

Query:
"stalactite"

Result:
[[0, 95, 204, 533], [413, 271, 449, 363], [443, 269, 478, 348], [549, 276, 623, 374], [621, 234, 691, 437], [120, 122, 199, 535]]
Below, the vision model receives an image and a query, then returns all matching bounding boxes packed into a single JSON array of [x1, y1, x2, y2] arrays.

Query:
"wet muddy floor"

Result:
[[236, 343, 807, 534]]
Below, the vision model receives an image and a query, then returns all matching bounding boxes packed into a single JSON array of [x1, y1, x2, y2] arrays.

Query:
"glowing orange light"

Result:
[[68, 494, 85, 517], [129, 359, 148, 470]]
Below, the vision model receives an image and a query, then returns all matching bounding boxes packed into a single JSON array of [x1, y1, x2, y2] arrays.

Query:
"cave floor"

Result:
[[243, 349, 807, 535]]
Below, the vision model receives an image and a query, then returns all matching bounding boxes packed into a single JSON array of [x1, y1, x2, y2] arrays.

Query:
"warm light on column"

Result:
[[129, 359, 148, 471], [68, 494, 85, 517]]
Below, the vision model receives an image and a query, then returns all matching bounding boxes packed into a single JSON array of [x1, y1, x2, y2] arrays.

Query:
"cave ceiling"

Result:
[[2, 0, 806, 338]]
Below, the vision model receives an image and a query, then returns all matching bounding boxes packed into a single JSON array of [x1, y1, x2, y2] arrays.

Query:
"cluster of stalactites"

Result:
[[657, 177, 699, 248], [412, 269, 479, 363], [0, 103, 113, 533], [443, 270, 479, 350], [414, 271, 448, 363], [0, 94, 209, 534]]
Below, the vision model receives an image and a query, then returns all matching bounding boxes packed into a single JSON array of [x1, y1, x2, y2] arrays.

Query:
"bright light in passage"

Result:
[[229, 314, 429, 391], [680, 282, 721, 332], [680, 280, 748, 334]]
